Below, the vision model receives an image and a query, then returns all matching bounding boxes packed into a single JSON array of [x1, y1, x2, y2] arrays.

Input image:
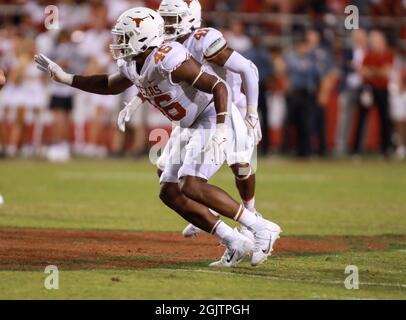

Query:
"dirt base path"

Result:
[[0, 228, 404, 271]]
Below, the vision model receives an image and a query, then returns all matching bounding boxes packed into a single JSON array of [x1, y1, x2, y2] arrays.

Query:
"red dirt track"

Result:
[[0, 228, 402, 271]]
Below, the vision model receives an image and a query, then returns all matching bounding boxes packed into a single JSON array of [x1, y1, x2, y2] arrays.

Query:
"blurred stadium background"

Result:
[[0, 0, 405, 162]]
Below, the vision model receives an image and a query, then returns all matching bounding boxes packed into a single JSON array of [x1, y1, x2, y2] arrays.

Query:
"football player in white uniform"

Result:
[[155, 0, 264, 239], [35, 7, 280, 267], [120, 0, 264, 239]]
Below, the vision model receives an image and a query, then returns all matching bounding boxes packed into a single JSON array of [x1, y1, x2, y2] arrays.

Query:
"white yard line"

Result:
[[156, 268, 406, 289]]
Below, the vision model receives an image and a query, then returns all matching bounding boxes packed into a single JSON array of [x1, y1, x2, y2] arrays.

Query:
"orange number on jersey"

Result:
[[194, 28, 209, 41], [149, 94, 186, 121], [154, 45, 173, 64]]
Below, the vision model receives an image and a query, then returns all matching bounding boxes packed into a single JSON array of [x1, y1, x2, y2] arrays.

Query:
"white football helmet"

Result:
[[110, 7, 165, 61], [158, 0, 202, 40]]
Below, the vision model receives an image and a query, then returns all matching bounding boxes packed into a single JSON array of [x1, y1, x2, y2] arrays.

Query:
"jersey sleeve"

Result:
[[158, 42, 191, 73], [202, 28, 228, 60]]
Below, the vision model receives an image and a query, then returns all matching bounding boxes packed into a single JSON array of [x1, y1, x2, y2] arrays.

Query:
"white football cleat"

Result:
[[182, 223, 203, 238], [209, 229, 254, 268], [250, 218, 282, 267]]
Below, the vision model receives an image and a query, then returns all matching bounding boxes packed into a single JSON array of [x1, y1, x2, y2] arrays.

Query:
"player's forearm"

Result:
[[224, 52, 259, 108], [72, 74, 115, 95], [213, 82, 230, 124], [71, 72, 133, 95]]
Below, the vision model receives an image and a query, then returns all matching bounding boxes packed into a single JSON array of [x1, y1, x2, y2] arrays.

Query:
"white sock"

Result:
[[243, 197, 255, 212], [234, 205, 259, 228], [212, 221, 235, 245]]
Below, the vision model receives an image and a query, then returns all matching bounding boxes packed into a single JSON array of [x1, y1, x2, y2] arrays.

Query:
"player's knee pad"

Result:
[[231, 163, 252, 181]]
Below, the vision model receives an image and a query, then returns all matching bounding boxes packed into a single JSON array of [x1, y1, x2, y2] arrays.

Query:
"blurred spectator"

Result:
[[215, 0, 240, 11], [225, 21, 253, 55], [245, 35, 274, 155], [0, 69, 5, 157], [267, 47, 289, 135], [283, 34, 320, 157], [77, 4, 115, 158], [335, 29, 368, 156], [370, 0, 406, 18], [306, 27, 337, 157], [390, 56, 406, 159], [2, 38, 45, 157], [45, 30, 78, 162], [103, 0, 146, 26], [58, 0, 90, 30], [353, 30, 394, 158], [240, 0, 262, 12]]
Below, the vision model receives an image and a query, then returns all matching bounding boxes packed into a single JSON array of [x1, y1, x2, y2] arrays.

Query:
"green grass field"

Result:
[[0, 158, 405, 299]]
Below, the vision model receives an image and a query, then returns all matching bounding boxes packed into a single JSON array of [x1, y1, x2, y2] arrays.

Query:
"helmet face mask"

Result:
[[110, 8, 165, 61], [162, 14, 186, 40], [159, 0, 202, 41], [110, 30, 135, 61]]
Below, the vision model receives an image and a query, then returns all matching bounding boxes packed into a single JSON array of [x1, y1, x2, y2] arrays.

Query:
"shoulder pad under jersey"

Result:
[[157, 41, 191, 73]]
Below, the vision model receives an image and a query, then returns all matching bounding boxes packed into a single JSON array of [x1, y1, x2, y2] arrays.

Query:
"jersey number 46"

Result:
[[147, 94, 186, 121]]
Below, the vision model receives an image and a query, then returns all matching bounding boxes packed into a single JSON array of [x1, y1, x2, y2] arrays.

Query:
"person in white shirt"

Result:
[[335, 29, 368, 156], [5, 38, 46, 157], [224, 21, 253, 56]]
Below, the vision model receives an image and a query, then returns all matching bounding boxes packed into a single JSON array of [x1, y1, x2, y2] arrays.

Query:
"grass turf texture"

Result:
[[0, 159, 405, 299]]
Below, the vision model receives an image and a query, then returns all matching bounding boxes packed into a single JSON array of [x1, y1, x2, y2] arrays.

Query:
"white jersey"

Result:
[[117, 41, 213, 128], [183, 28, 244, 105]]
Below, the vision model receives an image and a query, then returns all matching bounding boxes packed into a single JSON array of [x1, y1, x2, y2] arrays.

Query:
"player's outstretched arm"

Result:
[[172, 57, 230, 164], [207, 47, 262, 144], [34, 54, 132, 95], [72, 72, 133, 95]]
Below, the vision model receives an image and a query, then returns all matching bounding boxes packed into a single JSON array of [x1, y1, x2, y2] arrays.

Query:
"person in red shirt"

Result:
[[241, 0, 262, 12], [353, 30, 394, 157]]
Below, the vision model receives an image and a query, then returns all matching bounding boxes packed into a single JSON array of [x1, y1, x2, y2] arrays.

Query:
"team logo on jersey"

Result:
[[184, 0, 193, 8], [130, 16, 150, 28]]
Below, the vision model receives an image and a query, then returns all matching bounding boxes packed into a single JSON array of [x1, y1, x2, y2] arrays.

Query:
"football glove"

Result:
[[244, 104, 262, 145], [205, 123, 228, 165], [34, 54, 73, 85], [117, 96, 143, 133]]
